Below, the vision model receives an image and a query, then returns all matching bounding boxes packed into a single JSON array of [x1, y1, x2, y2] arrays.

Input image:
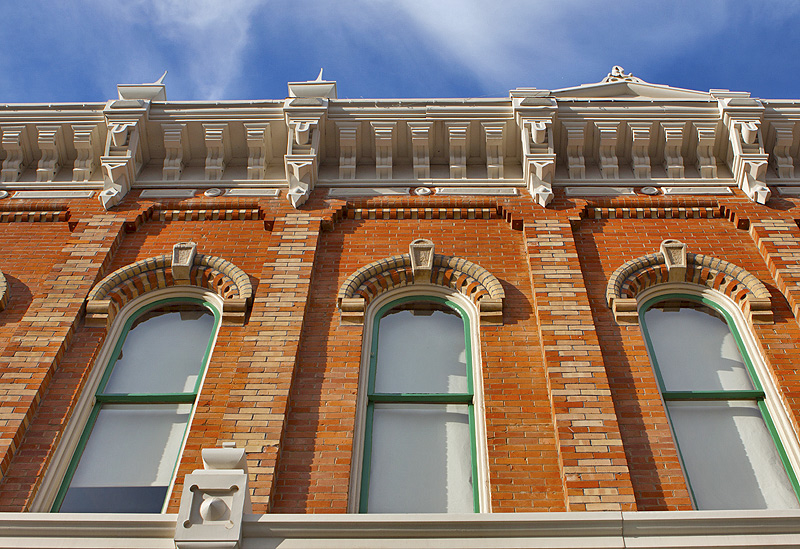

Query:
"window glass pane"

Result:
[[644, 301, 753, 391], [60, 404, 191, 513], [374, 302, 468, 394], [368, 403, 473, 513], [103, 305, 214, 394], [667, 401, 799, 510]]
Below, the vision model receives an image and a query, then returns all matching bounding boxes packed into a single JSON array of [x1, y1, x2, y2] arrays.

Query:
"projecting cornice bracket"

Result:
[[99, 99, 150, 209], [36, 125, 67, 182], [0, 126, 33, 183], [244, 123, 273, 180], [721, 97, 770, 204], [72, 124, 101, 182], [162, 123, 190, 181], [520, 119, 555, 207], [408, 121, 433, 179], [371, 121, 396, 179], [446, 122, 470, 179]]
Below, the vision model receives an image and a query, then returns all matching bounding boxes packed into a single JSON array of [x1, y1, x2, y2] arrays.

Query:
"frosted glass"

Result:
[[644, 303, 753, 391], [667, 401, 799, 509], [368, 404, 473, 513], [60, 404, 191, 512], [104, 306, 214, 394], [375, 303, 467, 394]]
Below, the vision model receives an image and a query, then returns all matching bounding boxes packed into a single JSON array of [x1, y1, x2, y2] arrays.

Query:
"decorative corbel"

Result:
[[244, 123, 272, 180], [162, 123, 189, 181], [482, 121, 505, 179], [99, 122, 141, 209], [768, 120, 796, 179], [562, 121, 585, 179], [628, 121, 652, 179], [521, 119, 555, 207], [661, 122, 685, 178], [407, 121, 433, 179], [595, 121, 620, 179], [1, 126, 33, 182], [371, 121, 395, 179], [726, 117, 770, 204], [175, 444, 252, 549], [203, 124, 231, 181], [72, 124, 100, 181], [739, 159, 770, 204], [694, 122, 718, 179], [36, 125, 66, 182], [284, 118, 321, 208], [446, 122, 470, 179], [336, 122, 359, 179]]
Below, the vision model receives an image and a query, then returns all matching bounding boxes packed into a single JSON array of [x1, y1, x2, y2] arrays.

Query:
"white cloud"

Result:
[[88, 0, 268, 99]]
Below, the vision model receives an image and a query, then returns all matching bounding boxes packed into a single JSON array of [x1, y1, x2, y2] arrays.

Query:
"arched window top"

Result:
[[639, 293, 800, 510], [338, 239, 504, 326], [607, 240, 772, 325]]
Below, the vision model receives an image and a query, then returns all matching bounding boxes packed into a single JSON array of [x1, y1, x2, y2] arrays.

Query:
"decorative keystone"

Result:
[[409, 239, 435, 283], [660, 239, 687, 282], [175, 444, 252, 549], [172, 242, 197, 281]]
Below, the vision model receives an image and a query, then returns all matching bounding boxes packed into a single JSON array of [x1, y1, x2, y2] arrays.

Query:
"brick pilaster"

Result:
[[524, 216, 636, 511], [220, 212, 321, 511], [0, 215, 123, 478]]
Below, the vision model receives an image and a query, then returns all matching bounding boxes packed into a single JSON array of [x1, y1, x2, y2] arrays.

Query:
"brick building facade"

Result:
[[0, 68, 800, 546]]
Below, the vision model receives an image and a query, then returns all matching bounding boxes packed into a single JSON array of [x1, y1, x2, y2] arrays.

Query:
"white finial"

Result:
[[153, 71, 168, 85], [315, 68, 324, 81]]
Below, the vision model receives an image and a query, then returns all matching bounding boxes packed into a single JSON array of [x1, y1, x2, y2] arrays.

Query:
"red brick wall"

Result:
[[1, 189, 800, 514]]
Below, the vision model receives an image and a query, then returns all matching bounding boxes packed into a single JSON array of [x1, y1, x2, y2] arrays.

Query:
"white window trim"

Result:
[[637, 283, 800, 502], [347, 284, 492, 513], [30, 287, 224, 513]]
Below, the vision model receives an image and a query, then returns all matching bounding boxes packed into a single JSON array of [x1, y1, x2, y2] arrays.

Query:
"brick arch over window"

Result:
[[0, 269, 7, 311], [85, 242, 252, 327], [606, 239, 772, 325], [337, 239, 505, 326]]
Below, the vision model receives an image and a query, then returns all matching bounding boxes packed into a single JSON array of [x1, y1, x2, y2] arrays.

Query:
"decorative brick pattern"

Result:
[[347, 207, 496, 221], [523, 215, 636, 511], [84, 252, 253, 327], [0, 214, 124, 481], [0, 210, 69, 223], [582, 205, 721, 220], [606, 250, 772, 325], [336, 252, 505, 325]]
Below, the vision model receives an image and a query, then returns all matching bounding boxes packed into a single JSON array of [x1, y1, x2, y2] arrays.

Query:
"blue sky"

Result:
[[1, 1, 798, 103]]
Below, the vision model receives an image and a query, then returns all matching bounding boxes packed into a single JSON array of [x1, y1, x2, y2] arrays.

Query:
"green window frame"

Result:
[[359, 295, 480, 513], [52, 297, 220, 513], [640, 293, 800, 508]]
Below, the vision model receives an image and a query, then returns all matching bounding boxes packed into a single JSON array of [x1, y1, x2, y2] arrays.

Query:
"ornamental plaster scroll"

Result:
[[337, 239, 505, 326], [85, 242, 252, 327], [606, 239, 772, 325], [0, 269, 7, 311]]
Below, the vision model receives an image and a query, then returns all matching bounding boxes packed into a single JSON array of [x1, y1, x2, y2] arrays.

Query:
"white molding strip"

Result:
[[1, 510, 799, 549], [565, 187, 635, 196], [777, 187, 800, 196], [225, 188, 280, 197], [328, 188, 410, 197], [661, 186, 733, 195], [11, 190, 95, 199], [434, 187, 518, 196], [139, 189, 197, 199]]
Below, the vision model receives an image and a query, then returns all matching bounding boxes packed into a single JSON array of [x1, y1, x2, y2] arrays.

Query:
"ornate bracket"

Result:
[[720, 97, 770, 204], [408, 122, 433, 179], [203, 124, 231, 181], [244, 123, 272, 180], [482, 121, 505, 179], [99, 100, 149, 209], [72, 124, 101, 182], [36, 125, 67, 182], [606, 239, 772, 325], [521, 119, 555, 207], [629, 121, 652, 179], [162, 123, 190, 181], [371, 121, 395, 179], [1, 126, 33, 183], [446, 122, 469, 179], [595, 121, 620, 179], [336, 122, 359, 179]]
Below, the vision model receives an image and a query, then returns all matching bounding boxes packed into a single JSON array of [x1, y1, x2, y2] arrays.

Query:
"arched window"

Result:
[[640, 293, 800, 509], [51, 297, 220, 513], [357, 295, 481, 513]]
